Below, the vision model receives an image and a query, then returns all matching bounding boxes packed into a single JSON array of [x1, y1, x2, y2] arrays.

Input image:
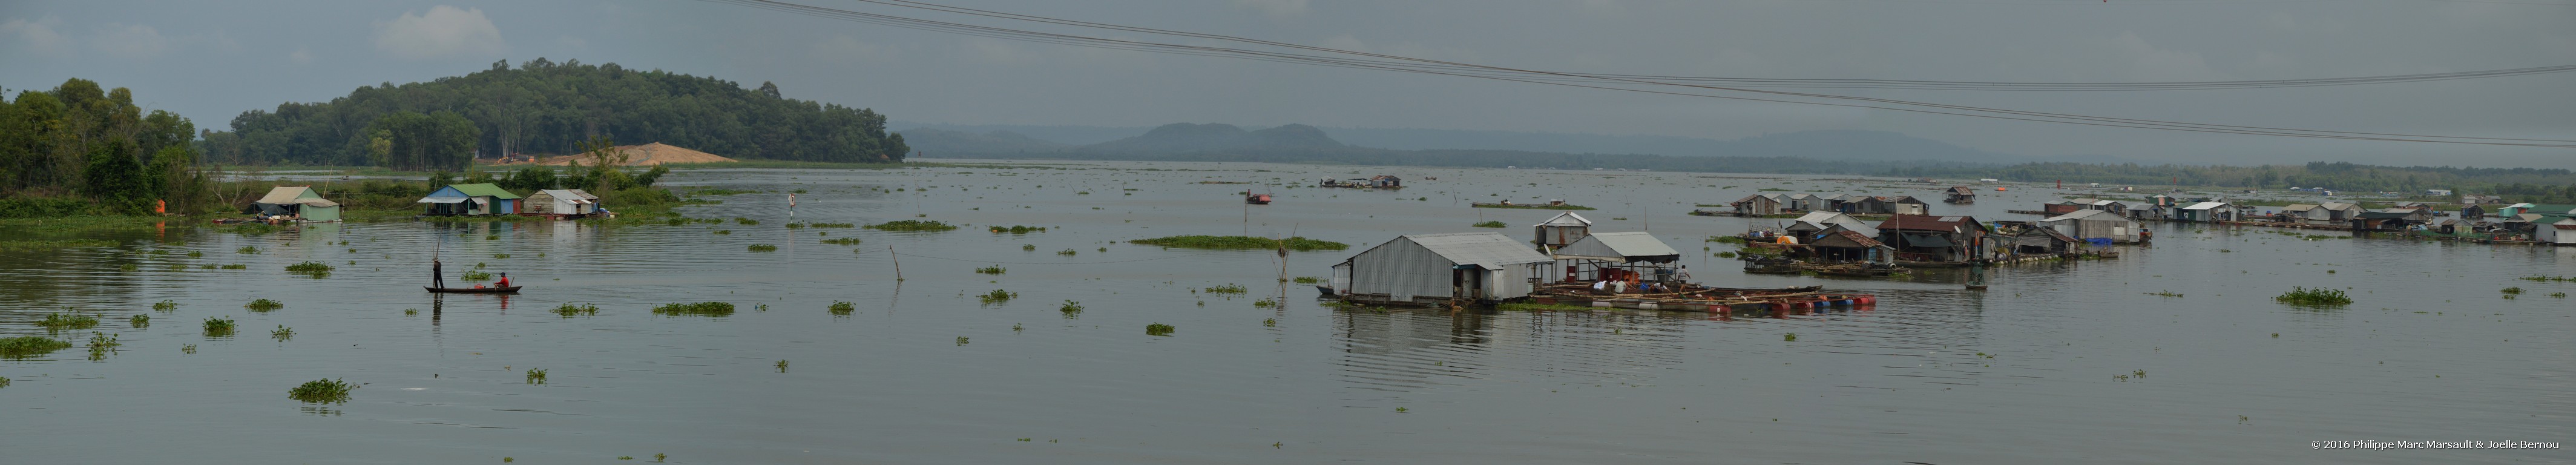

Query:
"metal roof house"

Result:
[[1549, 231, 1688, 286], [2040, 209, 2141, 243], [417, 183, 523, 216], [1875, 214, 1990, 264], [1532, 212, 1594, 249], [2542, 217, 2576, 245], [251, 186, 340, 222], [1786, 211, 1879, 239], [2175, 202, 2236, 222], [1786, 193, 1828, 212], [1731, 194, 1786, 216], [1329, 232, 1556, 306], [524, 189, 601, 218]]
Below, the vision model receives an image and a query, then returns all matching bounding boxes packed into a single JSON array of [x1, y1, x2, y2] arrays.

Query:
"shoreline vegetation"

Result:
[[1129, 235, 1349, 251]]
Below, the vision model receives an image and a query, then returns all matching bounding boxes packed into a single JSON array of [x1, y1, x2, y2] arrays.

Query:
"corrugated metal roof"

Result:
[[1552, 231, 1680, 262], [255, 186, 317, 204], [1534, 212, 1592, 227], [1404, 232, 1554, 268], [2181, 202, 2228, 210], [537, 189, 600, 200], [441, 183, 523, 199], [2042, 209, 2128, 222]]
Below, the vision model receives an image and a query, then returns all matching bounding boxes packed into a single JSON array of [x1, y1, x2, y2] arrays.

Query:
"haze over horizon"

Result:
[[4, 1, 2570, 168]]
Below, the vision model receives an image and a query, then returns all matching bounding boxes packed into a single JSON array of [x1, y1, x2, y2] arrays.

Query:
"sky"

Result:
[[3, 0, 2571, 168]]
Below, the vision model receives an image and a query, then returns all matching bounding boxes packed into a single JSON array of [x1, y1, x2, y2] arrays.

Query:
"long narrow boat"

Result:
[[426, 286, 522, 294]]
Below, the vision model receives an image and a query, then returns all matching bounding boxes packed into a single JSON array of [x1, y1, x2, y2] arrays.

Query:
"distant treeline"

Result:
[[920, 147, 1983, 174], [202, 58, 908, 168]]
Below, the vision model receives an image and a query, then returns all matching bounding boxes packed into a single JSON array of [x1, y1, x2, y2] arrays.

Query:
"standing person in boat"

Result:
[[432, 258, 446, 289]]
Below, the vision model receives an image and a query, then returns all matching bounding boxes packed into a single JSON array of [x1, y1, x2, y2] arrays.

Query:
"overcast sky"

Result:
[[4, 0, 2570, 167]]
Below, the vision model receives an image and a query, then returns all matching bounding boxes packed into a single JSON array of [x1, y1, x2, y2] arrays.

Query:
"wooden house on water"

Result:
[[525, 189, 602, 218], [1875, 214, 1990, 265], [1731, 194, 1786, 216], [1548, 231, 1684, 284], [1329, 232, 1555, 306], [2009, 228, 2082, 256], [1944, 186, 1977, 204], [1532, 212, 1593, 249], [2175, 202, 2236, 222], [2043, 199, 2086, 216], [1807, 230, 1894, 265], [1785, 211, 1878, 239], [251, 186, 341, 222], [2354, 209, 2433, 231], [1787, 193, 1828, 212], [2039, 209, 2141, 243], [417, 183, 522, 216]]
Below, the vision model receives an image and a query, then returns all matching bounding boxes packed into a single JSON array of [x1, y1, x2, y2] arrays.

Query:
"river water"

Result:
[[3, 160, 2568, 464]]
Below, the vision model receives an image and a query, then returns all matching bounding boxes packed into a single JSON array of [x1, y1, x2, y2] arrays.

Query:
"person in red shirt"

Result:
[[496, 272, 511, 288]]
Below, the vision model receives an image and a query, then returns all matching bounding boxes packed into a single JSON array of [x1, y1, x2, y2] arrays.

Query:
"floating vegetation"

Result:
[[182, 344, 197, 354], [820, 237, 865, 245], [1783, 332, 1799, 341], [1203, 283, 1248, 294], [2517, 275, 2574, 282], [735, 217, 760, 225], [2275, 286, 2354, 307], [989, 225, 1048, 234], [652, 302, 737, 317], [1146, 323, 1175, 337], [956, 336, 970, 346], [0, 239, 116, 251], [492, 253, 511, 259], [2500, 286, 2524, 295], [1020, 244, 1036, 251], [1129, 236, 1347, 251], [864, 220, 958, 231], [551, 303, 600, 317], [1056, 248, 1077, 256], [237, 246, 261, 254], [775, 360, 789, 373], [484, 234, 499, 240], [978, 289, 1018, 304], [220, 263, 248, 269], [245, 298, 284, 312], [461, 271, 494, 281], [1059, 300, 1083, 317], [0, 335, 73, 359], [1292, 276, 1321, 284], [1252, 298, 1278, 308], [829, 301, 855, 315], [747, 243, 779, 252], [1264, 318, 1278, 328], [784, 222, 803, 229], [1471, 220, 1507, 228], [288, 378, 358, 404], [285, 261, 335, 277], [525, 368, 548, 384], [270, 325, 295, 342], [807, 222, 855, 228], [2146, 291, 2185, 297], [974, 265, 1006, 274], [37, 313, 100, 331], [713, 229, 732, 235], [204, 317, 237, 337], [129, 314, 150, 328], [1714, 251, 1738, 259]]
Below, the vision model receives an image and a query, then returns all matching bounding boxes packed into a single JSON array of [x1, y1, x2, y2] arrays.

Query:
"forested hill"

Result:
[[202, 58, 907, 169]]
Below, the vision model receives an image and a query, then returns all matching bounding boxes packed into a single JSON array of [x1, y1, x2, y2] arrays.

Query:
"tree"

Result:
[[364, 111, 482, 171]]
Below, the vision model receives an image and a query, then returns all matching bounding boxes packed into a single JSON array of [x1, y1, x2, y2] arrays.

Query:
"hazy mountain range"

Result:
[[891, 122, 2048, 164]]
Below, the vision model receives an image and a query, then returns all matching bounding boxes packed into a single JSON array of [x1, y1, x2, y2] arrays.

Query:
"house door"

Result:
[[1451, 265, 1483, 301]]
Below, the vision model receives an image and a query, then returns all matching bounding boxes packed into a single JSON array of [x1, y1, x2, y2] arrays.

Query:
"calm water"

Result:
[[4, 161, 2569, 464]]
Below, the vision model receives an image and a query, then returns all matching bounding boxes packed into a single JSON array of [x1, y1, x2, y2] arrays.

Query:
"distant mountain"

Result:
[[895, 128, 1071, 156]]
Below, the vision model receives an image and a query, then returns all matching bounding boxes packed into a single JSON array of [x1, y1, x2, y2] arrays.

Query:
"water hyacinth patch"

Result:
[[245, 299, 284, 312], [525, 368, 548, 384], [652, 302, 737, 317], [203, 317, 237, 337], [153, 300, 179, 311], [130, 314, 150, 328], [553, 303, 600, 317], [1203, 284, 1248, 294], [286, 261, 335, 277], [1471, 220, 1507, 228], [37, 312, 100, 331], [2275, 286, 2353, 307], [1146, 323, 1175, 337], [975, 265, 1006, 274], [1128, 236, 1347, 251], [0, 335, 74, 359], [978, 289, 1017, 304], [748, 244, 779, 252], [1059, 300, 1083, 317], [821, 237, 865, 245], [828, 301, 855, 315], [288, 378, 358, 404], [271, 325, 295, 342], [989, 225, 1048, 234], [461, 271, 494, 281], [864, 220, 958, 231]]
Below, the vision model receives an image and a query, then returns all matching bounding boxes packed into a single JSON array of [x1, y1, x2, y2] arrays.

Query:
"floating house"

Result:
[[2354, 209, 2433, 231], [251, 186, 341, 222], [2043, 199, 2086, 216], [2010, 228, 2082, 255], [1807, 229, 1894, 265], [2040, 209, 2141, 243], [1731, 194, 1787, 216], [2147, 194, 2178, 208], [1532, 212, 1594, 249], [1787, 194, 1828, 212], [1875, 214, 1990, 264], [1945, 186, 1977, 203], [417, 183, 522, 216], [1785, 211, 1879, 239], [1549, 231, 1684, 283], [2542, 217, 2576, 245], [2462, 204, 2486, 219], [1329, 232, 1554, 306], [524, 189, 601, 218], [2175, 202, 2236, 222]]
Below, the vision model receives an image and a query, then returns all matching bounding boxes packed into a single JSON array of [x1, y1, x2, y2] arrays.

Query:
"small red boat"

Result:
[[426, 286, 522, 294], [1246, 193, 1272, 205]]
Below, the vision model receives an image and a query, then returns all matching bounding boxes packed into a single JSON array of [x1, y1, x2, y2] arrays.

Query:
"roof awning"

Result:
[[1900, 233, 1954, 248], [416, 197, 468, 203]]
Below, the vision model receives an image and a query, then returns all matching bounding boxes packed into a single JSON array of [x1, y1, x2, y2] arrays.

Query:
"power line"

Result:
[[705, 0, 2576, 148]]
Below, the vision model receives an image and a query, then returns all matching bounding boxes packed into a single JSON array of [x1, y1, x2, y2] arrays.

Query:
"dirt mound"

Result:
[[532, 142, 737, 166]]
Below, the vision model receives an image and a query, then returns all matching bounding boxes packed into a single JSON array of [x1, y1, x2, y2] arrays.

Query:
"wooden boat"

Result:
[[1246, 193, 1272, 205], [426, 286, 522, 294]]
